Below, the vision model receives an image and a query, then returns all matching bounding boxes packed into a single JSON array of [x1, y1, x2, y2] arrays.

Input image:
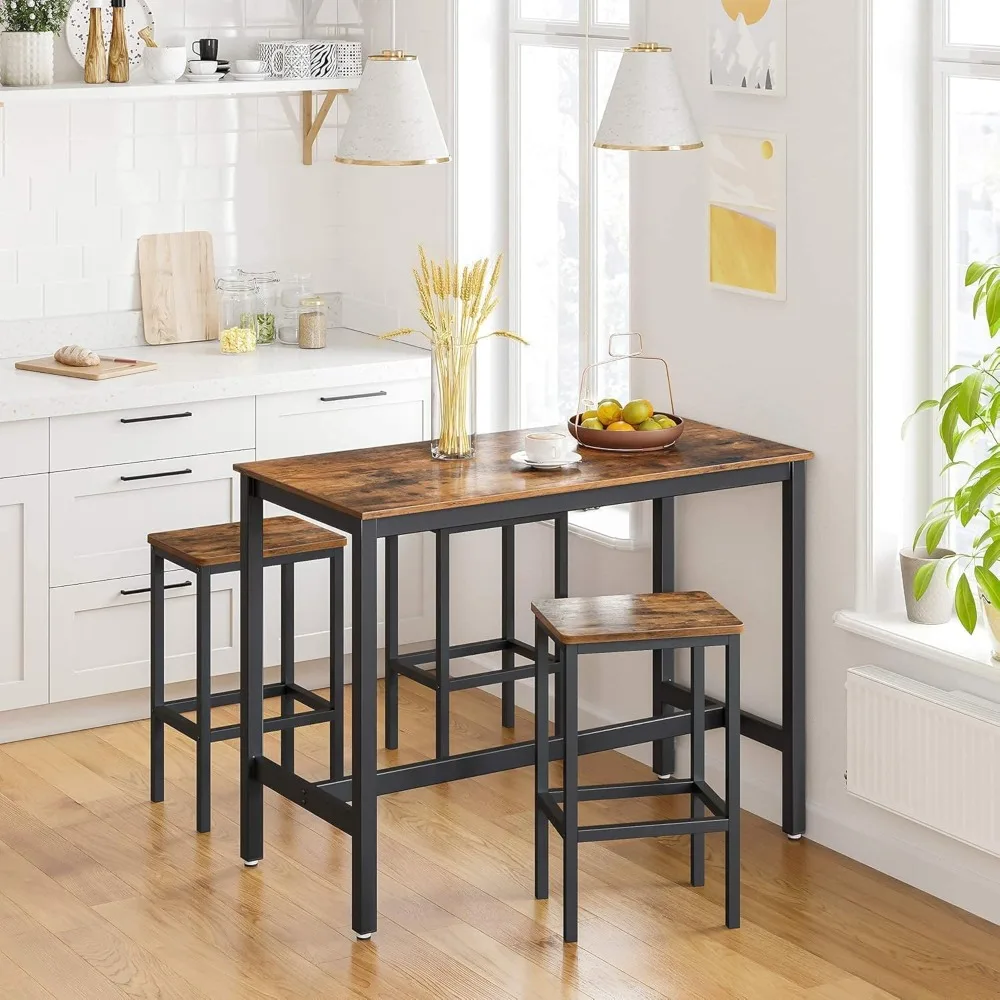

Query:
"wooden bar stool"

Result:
[[148, 516, 347, 833], [532, 591, 743, 943]]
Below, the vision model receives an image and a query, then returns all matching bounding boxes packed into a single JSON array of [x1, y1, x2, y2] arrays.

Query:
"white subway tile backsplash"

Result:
[[107, 274, 142, 312], [0, 175, 31, 213], [0, 284, 43, 321], [30, 170, 97, 210], [197, 97, 257, 133], [246, 0, 301, 27], [97, 169, 160, 207], [72, 137, 134, 172], [197, 131, 257, 167], [185, 0, 246, 29], [19, 247, 83, 285], [121, 203, 184, 242], [184, 199, 238, 234], [0, 251, 15, 284], [135, 135, 197, 170], [83, 243, 139, 279], [70, 101, 134, 139], [3, 208, 58, 249], [43, 280, 109, 317], [58, 204, 121, 245], [160, 166, 237, 203], [133, 100, 197, 137]]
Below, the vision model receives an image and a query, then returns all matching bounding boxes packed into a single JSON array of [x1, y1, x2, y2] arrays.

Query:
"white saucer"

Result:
[[229, 72, 271, 82], [183, 72, 227, 83], [511, 451, 582, 470]]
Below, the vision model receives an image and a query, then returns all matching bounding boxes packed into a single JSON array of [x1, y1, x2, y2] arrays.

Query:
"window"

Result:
[[509, 1, 634, 544]]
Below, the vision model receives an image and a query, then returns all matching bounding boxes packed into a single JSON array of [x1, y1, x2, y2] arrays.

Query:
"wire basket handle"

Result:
[[575, 333, 677, 421]]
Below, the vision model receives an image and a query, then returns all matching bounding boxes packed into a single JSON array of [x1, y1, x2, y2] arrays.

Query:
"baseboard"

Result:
[[456, 655, 1000, 927]]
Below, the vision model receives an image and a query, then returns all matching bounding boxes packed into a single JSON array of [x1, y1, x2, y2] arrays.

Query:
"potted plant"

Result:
[[908, 257, 1000, 657], [0, 0, 72, 86]]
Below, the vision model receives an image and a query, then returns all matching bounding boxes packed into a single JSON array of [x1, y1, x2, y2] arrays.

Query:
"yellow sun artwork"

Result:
[[761, 140, 774, 160], [709, 205, 778, 296], [721, 0, 773, 25]]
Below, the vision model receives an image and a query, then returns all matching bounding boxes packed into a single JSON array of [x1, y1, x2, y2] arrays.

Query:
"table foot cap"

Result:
[[656, 773, 673, 780], [786, 833, 803, 841], [243, 859, 260, 868], [356, 932, 373, 941]]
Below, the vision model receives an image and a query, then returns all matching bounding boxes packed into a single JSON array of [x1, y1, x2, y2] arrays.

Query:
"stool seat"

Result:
[[149, 515, 346, 571], [531, 591, 744, 646]]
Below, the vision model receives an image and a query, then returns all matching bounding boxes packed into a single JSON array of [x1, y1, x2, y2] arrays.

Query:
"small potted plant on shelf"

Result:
[[908, 257, 1000, 658], [0, 0, 72, 87]]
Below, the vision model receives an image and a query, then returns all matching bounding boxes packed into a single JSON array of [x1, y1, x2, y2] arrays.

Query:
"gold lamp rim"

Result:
[[369, 49, 417, 62], [593, 140, 703, 151], [335, 154, 452, 166], [626, 42, 673, 53]]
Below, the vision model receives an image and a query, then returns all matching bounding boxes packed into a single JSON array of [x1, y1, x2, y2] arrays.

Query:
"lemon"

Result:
[[622, 399, 654, 426], [597, 400, 623, 426], [656, 416, 677, 429], [606, 421, 635, 432], [581, 409, 600, 422], [581, 417, 604, 430], [636, 418, 661, 431]]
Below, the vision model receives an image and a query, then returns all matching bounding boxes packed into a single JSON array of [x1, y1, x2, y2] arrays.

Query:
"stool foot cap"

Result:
[[356, 932, 373, 941], [656, 773, 673, 780], [243, 860, 260, 868], [786, 833, 803, 841]]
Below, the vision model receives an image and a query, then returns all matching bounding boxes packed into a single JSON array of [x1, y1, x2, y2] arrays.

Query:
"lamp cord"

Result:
[[390, 0, 397, 50]]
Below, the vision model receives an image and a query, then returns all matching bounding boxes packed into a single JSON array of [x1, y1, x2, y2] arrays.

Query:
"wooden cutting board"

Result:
[[15, 356, 159, 380], [138, 231, 219, 345]]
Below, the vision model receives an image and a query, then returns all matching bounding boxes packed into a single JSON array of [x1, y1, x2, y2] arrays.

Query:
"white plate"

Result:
[[66, 0, 153, 69], [511, 451, 582, 470], [228, 72, 272, 82], [182, 72, 227, 83]]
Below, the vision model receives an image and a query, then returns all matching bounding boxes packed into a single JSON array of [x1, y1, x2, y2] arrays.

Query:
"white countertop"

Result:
[[0, 329, 430, 423]]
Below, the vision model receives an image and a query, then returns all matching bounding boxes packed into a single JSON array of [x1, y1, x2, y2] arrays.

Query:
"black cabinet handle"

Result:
[[120, 411, 193, 424], [319, 390, 388, 403], [120, 468, 193, 483], [121, 581, 192, 597]]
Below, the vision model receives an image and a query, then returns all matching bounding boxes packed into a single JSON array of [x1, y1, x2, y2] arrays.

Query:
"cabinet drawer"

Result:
[[0, 419, 48, 478], [255, 378, 428, 460], [50, 397, 254, 472], [49, 569, 238, 703], [50, 450, 253, 587]]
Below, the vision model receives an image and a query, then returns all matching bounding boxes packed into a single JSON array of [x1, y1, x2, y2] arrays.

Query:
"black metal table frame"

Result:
[[238, 459, 806, 939]]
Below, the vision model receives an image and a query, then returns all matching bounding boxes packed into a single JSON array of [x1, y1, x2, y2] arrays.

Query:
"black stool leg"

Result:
[[195, 568, 212, 833], [562, 644, 579, 944], [384, 536, 399, 751], [330, 548, 345, 780], [553, 514, 568, 738], [725, 636, 741, 929], [652, 496, 676, 778], [501, 524, 516, 729], [280, 563, 295, 771], [534, 619, 549, 900], [435, 530, 451, 759], [690, 645, 705, 887], [150, 551, 165, 804]]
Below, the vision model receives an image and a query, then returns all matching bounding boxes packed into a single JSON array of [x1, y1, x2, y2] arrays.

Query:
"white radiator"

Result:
[[845, 665, 1000, 857]]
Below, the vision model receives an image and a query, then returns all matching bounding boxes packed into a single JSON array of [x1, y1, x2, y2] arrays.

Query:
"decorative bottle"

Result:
[[107, 0, 129, 84], [84, 1, 107, 85]]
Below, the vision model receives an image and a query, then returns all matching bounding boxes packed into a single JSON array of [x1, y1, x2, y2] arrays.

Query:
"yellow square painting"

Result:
[[707, 130, 786, 300]]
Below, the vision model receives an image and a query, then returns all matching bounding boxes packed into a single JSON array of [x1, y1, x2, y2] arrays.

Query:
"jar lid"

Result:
[[299, 295, 326, 307], [216, 276, 258, 292], [238, 268, 280, 286]]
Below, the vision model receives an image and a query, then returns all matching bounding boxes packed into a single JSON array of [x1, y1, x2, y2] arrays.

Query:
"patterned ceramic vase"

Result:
[[281, 40, 311, 79], [0, 31, 54, 86], [258, 40, 285, 78]]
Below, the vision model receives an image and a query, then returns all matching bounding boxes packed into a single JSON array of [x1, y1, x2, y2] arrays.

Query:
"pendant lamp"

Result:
[[335, 0, 450, 166]]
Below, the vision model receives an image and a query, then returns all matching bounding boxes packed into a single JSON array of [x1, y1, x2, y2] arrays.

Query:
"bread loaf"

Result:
[[54, 345, 101, 367]]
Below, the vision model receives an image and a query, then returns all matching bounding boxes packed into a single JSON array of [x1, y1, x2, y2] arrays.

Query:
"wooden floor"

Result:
[[0, 681, 998, 1000]]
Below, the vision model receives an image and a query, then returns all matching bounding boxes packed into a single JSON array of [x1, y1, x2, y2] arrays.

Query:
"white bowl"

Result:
[[144, 46, 187, 84], [234, 59, 262, 74], [187, 59, 218, 75]]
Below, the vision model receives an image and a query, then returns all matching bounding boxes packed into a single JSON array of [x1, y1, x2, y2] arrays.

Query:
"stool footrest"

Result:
[[549, 778, 697, 803], [167, 681, 287, 715], [210, 708, 340, 742], [579, 816, 729, 843]]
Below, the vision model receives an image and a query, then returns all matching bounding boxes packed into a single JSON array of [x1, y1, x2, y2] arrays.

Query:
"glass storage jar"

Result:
[[238, 269, 280, 345], [216, 276, 258, 355], [278, 274, 312, 345], [297, 295, 328, 349]]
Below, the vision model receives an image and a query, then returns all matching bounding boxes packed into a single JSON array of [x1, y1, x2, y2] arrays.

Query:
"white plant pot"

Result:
[[899, 547, 955, 625], [0, 31, 55, 87], [979, 589, 1000, 663]]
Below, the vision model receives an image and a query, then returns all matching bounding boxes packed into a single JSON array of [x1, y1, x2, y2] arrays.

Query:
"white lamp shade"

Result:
[[595, 44, 702, 151], [335, 52, 450, 166]]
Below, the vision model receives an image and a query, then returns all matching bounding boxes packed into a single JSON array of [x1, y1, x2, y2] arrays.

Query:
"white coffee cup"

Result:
[[234, 59, 262, 74], [188, 59, 218, 75], [524, 431, 574, 465]]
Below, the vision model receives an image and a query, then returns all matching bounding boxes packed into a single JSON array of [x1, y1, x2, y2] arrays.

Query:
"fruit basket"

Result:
[[568, 334, 685, 453]]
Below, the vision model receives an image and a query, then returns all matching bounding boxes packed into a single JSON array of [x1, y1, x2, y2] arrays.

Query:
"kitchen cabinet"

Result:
[[0, 475, 49, 711]]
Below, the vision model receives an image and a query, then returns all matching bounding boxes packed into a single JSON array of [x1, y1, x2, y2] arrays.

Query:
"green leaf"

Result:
[[940, 399, 962, 460], [959, 468, 1000, 524], [986, 279, 1000, 336], [940, 383, 963, 408], [940, 460, 971, 476], [967, 261, 989, 286], [901, 398, 939, 437], [959, 371, 986, 423], [913, 561, 938, 600], [924, 515, 950, 554], [974, 282, 987, 319], [976, 565, 1000, 612], [956, 573, 977, 634], [983, 539, 1000, 571]]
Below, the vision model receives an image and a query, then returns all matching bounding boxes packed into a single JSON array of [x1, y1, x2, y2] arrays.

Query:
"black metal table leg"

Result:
[[150, 551, 165, 804], [501, 524, 516, 729], [783, 461, 807, 838], [435, 530, 451, 759], [352, 520, 379, 939], [331, 548, 345, 780], [534, 618, 549, 901], [280, 562, 295, 771], [239, 475, 265, 866], [726, 636, 741, 928], [384, 535, 399, 751], [652, 496, 676, 778], [690, 646, 705, 886], [553, 513, 568, 737], [562, 644, 579, 944], [196, 567, 212, 833]]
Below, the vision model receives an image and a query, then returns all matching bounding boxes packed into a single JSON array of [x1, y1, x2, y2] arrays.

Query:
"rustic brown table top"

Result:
[[235, 423, 812, 522]]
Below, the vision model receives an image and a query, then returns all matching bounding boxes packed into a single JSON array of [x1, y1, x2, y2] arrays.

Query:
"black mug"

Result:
[[191, 38, 219, 61]]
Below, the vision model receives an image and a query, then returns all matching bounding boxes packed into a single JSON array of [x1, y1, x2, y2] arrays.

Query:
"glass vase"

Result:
[[431, 341, 477, 460]]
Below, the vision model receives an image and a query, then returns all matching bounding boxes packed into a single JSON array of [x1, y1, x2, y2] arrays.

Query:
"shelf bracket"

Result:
[[301, 89, 347, 166]]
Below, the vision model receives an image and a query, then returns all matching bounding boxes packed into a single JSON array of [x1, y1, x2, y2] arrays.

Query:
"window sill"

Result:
[[538, 513, 648, 552], [834, 609, 1000, 683]]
